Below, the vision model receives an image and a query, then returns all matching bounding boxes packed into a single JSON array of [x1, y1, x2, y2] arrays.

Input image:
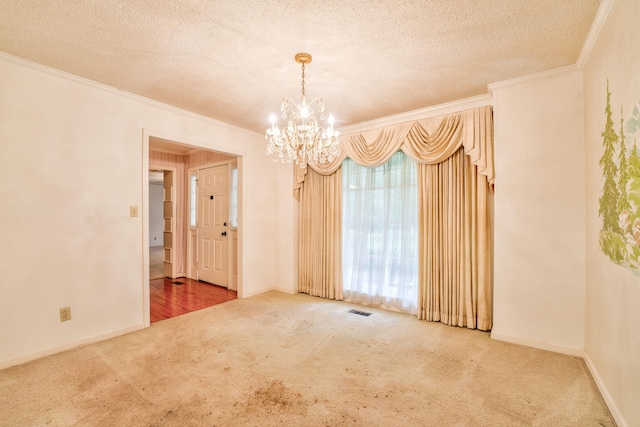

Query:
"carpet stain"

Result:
[[0, 293, 617, 427], [246, 380, 307, 416]]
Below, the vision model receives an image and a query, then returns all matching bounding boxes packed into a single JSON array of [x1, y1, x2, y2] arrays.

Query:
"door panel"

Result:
[[197, 164, 229, 286]]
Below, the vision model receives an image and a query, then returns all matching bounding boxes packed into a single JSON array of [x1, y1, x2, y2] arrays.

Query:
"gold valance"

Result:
[[294, 105, 493, 198]]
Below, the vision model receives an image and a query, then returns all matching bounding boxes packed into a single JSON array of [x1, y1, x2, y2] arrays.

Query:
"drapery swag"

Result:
[[295, 106, 493, 330]]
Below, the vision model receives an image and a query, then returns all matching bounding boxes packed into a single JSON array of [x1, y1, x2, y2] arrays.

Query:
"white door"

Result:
[[197, 164, 229, 287]]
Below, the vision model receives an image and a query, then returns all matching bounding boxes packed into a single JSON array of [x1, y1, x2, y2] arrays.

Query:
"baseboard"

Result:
[[0, 323, 145, 371], [490, 331, 583, 356], [270, 286, 296, 295], [583, 351, 627, 427], [240, 286, 296, 299]]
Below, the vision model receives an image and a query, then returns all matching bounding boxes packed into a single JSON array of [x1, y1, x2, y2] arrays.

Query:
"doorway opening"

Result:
[[188, 161, 238, 289], [148, 169, 168, 280], [145, 136, 241, 324]]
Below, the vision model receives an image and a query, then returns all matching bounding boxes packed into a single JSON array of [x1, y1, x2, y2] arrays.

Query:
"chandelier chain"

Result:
[[265, 53, 341, 168], [301, 63, 305, 100]]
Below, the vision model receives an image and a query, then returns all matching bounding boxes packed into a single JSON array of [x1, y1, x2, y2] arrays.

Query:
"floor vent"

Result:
[[349, 309, 372, 317], [171, 280, 184, 285]]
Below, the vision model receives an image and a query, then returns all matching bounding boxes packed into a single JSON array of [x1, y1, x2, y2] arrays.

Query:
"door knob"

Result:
[[221, 231, 227, 236]]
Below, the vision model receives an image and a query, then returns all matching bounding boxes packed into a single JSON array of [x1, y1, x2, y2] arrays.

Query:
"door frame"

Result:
[[142, 129, 244, 328], [187, 160, 238, 289], [148, 165, 177, 279]]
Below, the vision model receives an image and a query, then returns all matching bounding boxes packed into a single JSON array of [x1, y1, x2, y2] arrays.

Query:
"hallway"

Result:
[[150, 277, 237, 323]]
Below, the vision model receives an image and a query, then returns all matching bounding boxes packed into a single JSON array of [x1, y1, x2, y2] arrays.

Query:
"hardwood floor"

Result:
[[150, 277, 237, 323]]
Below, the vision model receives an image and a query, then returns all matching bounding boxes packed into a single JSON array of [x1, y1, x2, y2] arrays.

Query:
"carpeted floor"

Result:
[[0, 292, 615, 426]]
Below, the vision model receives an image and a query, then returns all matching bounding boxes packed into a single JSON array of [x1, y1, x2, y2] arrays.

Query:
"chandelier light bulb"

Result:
[[265, 53, 341, 167]]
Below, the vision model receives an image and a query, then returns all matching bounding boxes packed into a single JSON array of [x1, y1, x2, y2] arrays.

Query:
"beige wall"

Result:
[[0, 54, 296, 368], [583, 0, 640, 425], [2, 3, 638, 422], [490, 68, 586, 354]]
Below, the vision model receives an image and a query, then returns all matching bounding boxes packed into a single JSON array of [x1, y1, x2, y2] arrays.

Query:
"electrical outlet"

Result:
[[59, 307, 72, 322]]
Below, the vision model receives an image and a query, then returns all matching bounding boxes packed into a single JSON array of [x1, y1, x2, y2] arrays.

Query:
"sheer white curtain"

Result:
[[342, 151, 418, 313]]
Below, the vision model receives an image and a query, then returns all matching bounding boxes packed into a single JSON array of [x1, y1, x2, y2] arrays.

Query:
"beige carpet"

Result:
[[0, 292, 615, 426]]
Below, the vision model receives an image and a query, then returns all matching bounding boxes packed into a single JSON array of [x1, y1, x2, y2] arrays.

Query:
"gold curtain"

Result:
[[297, 167, 343, 300], [295, 106, 493, 330], [418, 149, 492, 330]]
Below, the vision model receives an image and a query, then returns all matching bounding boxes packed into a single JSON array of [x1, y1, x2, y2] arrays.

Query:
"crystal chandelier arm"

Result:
[[305, 97, 325, 118], [265, 52, 341, 167], [280, 97, 299, 118]]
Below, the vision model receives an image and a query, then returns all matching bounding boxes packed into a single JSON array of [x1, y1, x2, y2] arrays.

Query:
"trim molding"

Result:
[[488, 64, 579, 93], [148, 146, 201, 156], [0, 52, 261, 138], [0, 324, 145, 370], [241, 288, 296, 299], [576, 0, 617, 69], [583, 351, 627, 427], [337, 94, 493, 135], [490, 331, 583, 357]]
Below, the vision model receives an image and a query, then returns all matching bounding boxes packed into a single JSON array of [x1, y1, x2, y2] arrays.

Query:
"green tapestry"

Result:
[[599, 80, 640, 271]]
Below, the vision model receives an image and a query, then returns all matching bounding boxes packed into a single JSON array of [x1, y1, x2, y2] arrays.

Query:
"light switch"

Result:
[[130, 205, 139, 217]]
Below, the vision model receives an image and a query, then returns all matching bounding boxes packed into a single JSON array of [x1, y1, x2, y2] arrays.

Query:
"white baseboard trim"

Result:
[[490, 331, 583, 356], [240, 286, 296, 299], [269, 286, 296, 295], [583, 351, 627, 427], [0, 323, 145, 370]]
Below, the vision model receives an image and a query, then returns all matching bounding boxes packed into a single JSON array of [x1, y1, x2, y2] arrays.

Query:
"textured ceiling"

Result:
[[0, 1, 601, 134]]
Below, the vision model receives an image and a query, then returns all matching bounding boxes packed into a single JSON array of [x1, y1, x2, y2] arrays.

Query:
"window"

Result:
[[342, 151, 418, 313], [189, 163, 237, 230], [189, 171, 197, 228], [229, 164, 238, 229]]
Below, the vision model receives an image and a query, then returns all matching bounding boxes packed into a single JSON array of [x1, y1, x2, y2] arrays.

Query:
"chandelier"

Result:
[[266, 53, 341, 168]]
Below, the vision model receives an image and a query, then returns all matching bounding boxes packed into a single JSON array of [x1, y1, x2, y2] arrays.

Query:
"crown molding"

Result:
[[0, 52, 262, 138], [148, 146, 200, 156], [488, 64, 579, 93], [337, 93, 493, 135], [576, 0, 616, 69]]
